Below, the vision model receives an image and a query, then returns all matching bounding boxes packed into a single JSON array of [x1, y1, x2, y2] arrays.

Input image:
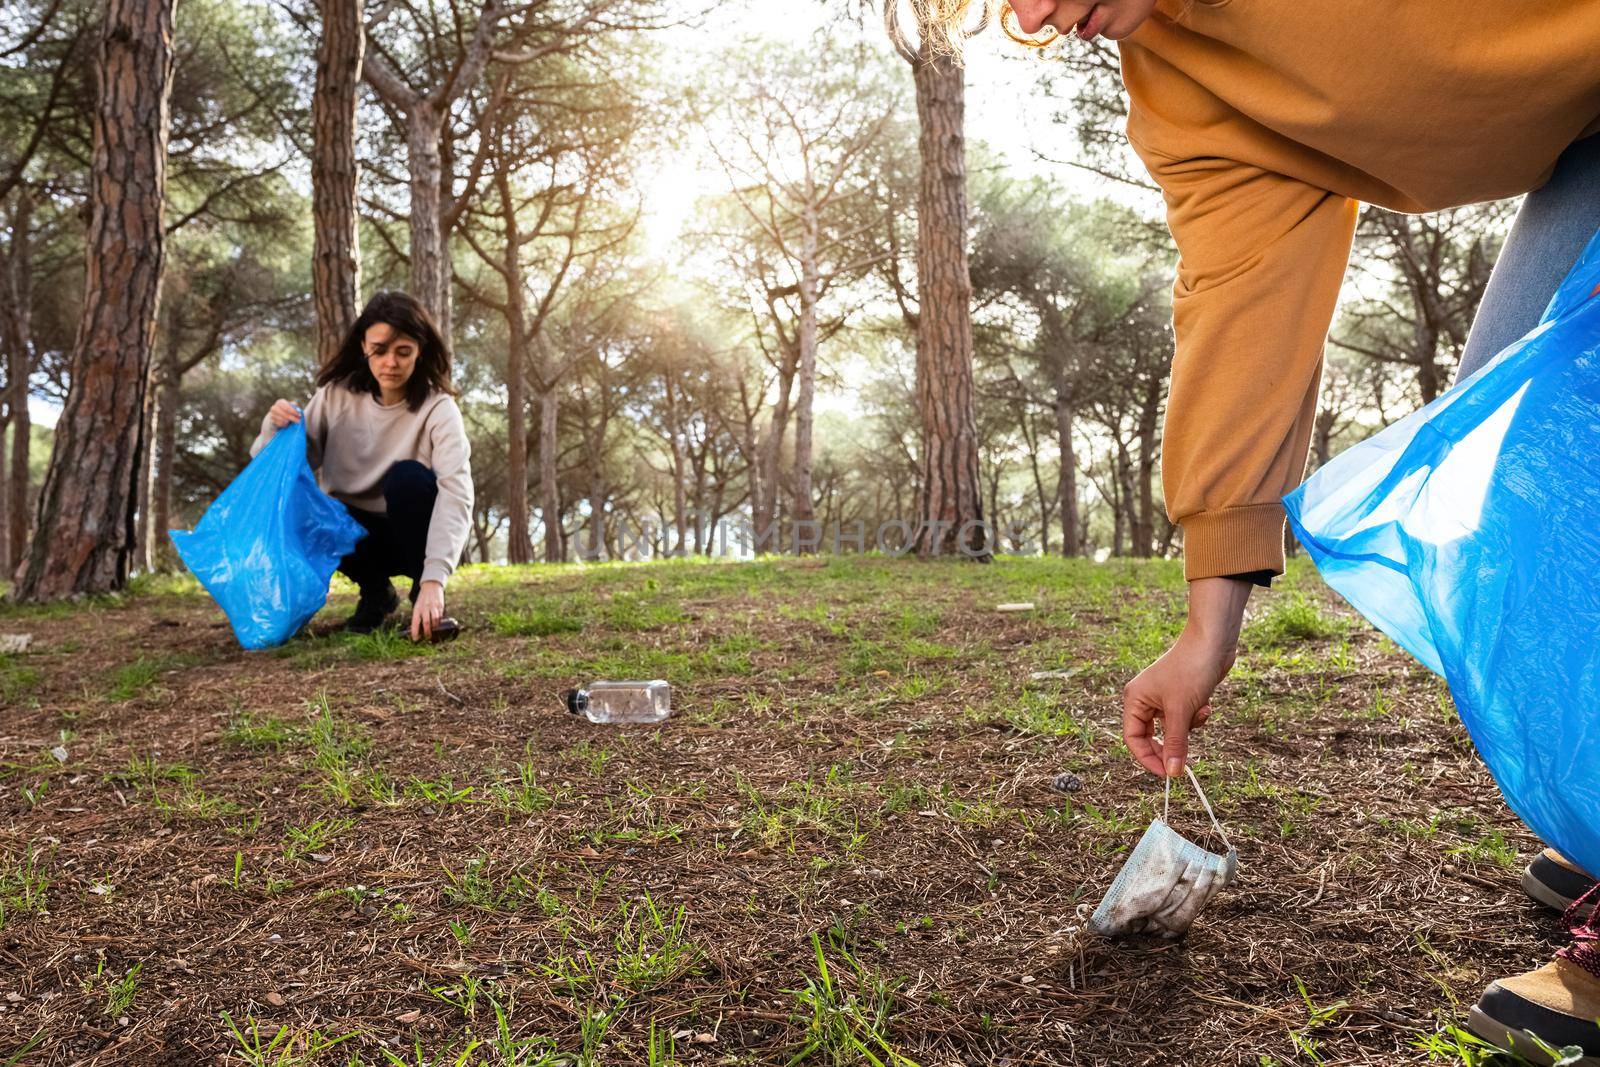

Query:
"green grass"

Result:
[[787, 933, 918, 1067], [489, 600, 584, 637], [0, 845, 50, 929], [0, 654, 40, 704], [442, 855, 548, 912], [1244, 593, 1347, 650], [221, 711, 301, 750]]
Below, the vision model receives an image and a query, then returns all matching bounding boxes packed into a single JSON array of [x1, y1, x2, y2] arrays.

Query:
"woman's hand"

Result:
[[268, 399, 302, 428], [1122, 576, 1253, 777], [410, 580, 445, 641]]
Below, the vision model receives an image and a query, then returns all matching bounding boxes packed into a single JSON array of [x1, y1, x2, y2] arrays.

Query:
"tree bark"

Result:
[[3, 189, 33, 572], [909, 47, 986, 560], [1053, 393, 1080, 557], [150, 365, 179, 568], [789, 213, 820, 551], [501, 197, 532, 564], [537, 387, 561, 563], [1133, 382, 1160, 558], [13, 0, 176, 601], [665, 376, 687, 555], [311, 0, 364, 367], [405, 110, 448, 334], [133, 362, 157, 572], [754, 343, 796, 551]]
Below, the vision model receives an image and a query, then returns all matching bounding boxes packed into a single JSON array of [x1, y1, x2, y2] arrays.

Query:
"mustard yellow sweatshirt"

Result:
[[1119, 0, 1600, 579]]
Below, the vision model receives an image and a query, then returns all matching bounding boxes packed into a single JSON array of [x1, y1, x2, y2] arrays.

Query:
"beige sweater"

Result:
[[251, 384, 474, 587]]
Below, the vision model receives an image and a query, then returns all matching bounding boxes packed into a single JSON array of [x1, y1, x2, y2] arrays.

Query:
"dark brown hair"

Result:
[[316, 291, 455, 411]]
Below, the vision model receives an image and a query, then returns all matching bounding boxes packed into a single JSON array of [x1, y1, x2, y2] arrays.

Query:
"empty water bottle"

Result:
[[564, 680, 671, 724]]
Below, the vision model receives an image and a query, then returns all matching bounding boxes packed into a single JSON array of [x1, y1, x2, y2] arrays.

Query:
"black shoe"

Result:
[[345, 582, 399, 633], [1469, 959, 1600, 1066], [1524, 850, 1599, 918]]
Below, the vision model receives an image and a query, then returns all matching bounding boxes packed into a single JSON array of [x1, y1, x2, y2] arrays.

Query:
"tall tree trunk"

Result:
[[405, 109, 449, 337], [0, 404, 8, 570], [502, 209, 532, 564], [133, 369, 156, 572], [311, 0, 364, 367], [1134, 387, 1160, 559], [755, 346, 796, 550], [13, 0, 176, 601], [665, 377, 687, 555], [1115, 441, 1137, 558], [538, 387, 560, 563], [909, 47, 986, 560], [3, 189, 33, 572], [737, 377, 762, 544], [1017, 405, 1050, 556], [790, 218, 820, 551], [1054, 393, 1080, 557], [587, 461, 606, 561], [151, 365, 179, 568]]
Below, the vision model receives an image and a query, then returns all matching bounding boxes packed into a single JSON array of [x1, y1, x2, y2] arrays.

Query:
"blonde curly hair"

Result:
[[915, 0, 991, 58]]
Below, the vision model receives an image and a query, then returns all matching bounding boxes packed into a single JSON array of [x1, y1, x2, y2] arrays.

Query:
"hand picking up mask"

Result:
[[1089, 766, 1238, 939]]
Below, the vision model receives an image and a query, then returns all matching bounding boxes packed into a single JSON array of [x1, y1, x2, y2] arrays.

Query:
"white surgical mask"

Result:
[[1089, 766, 1238, 939]]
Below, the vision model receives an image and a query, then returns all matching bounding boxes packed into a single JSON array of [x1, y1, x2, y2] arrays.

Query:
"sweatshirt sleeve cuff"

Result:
[[1180, 503, 1286, 581], [420, 561, 452, 587]]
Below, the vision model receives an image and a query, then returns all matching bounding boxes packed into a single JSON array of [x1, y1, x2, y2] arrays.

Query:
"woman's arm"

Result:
[[419, 397, 475, 589], [1144, 151, 1359, 579], [249, 387, 327, 469], [1117, 152, 1357, 773]]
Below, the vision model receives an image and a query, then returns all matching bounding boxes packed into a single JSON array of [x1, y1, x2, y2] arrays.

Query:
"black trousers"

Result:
[[339, 461, 438, 600]]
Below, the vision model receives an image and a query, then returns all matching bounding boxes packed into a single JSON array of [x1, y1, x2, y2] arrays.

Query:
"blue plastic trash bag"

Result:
[[171, 420, 365, 650], [1284, 226, 1600, 880]]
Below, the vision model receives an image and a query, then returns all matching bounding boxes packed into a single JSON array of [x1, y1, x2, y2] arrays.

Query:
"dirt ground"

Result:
[[0, 555, 1561, 1065]]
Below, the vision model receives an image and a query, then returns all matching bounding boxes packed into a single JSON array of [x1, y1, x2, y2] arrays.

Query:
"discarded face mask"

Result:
[[1089, 766, 1238, 939]]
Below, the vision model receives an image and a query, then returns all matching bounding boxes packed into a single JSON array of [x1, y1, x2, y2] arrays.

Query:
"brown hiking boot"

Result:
[[1469, 884, 1600, 1065], [1524, 849, 1599, 918]]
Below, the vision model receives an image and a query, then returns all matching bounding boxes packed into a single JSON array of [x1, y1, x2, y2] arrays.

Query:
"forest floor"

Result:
[[0, 555, 1564, 1066]]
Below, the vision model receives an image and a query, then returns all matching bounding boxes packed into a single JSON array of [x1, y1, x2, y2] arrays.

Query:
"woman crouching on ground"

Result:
[[252, 291, 474, 641]]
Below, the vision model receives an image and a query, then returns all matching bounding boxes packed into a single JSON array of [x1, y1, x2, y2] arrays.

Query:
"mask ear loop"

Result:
[[1162, 767, 1234, 853]]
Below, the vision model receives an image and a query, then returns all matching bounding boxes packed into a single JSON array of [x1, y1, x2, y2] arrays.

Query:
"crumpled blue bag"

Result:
[[1284, 226, 1600, 880], [171, 420, 365, 650]]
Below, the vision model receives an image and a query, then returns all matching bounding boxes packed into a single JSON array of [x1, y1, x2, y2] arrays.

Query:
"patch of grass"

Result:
[[305, 693, 371, 771], [489, 758, 557, 815], [105, 657, 162, 701], [0, 654, 41, 704], [283, 816, 354, 862], [1003, 690, 1096, 745], [404, 774, 476, 805], [221, 711, 300, 750], [1447, 827, 1519, 869], [81, 959, 142, 1017], [343, 627, 434, 661], [787, 932, 919, 1067], [489, 601, 584, 637], [611, 894, 701, 993], [442, 855, 545, 912], [0, 845, 50, 929], [220, 1012, 358, 1066], [1245, 594, 1346, 650], [603, 592, 686, 632]]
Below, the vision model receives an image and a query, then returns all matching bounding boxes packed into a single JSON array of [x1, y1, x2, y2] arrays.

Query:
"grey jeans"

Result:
[[1456, 135, 1600, 382]]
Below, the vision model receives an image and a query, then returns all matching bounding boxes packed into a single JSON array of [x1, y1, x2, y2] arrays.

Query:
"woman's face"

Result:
[[1007, 0, 1158, 41], [364, 322, 421, 395]]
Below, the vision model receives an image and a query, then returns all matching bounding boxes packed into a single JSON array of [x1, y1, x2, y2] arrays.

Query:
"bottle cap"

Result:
[[564, 688, 586, 715]]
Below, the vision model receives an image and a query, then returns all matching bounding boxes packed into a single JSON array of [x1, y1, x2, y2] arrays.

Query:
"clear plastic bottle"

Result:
[[564, 680, 671, 724]]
